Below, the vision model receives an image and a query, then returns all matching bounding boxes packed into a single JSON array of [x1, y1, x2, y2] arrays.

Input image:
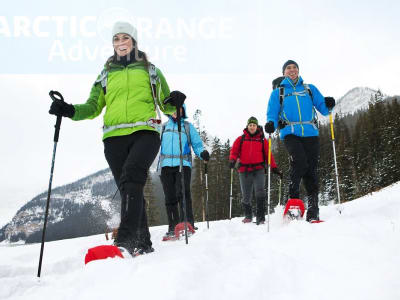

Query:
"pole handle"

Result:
[[268, 134, 272, 166], [330, 113, 335, 140], [49, 91, 64, 143]]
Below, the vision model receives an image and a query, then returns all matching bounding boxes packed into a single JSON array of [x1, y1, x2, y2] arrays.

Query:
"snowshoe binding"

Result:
[[283, 198, 305, 222]]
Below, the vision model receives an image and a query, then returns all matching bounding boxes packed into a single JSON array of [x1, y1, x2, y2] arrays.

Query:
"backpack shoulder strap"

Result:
[[148, 63, 162, 122], [261, 135, 266, 168], [184, 121, 192, 148], [238, 134, 246, 159], [95, 69, 108, 95], [160, 123, 166, 142], [279, 86, 285, 106], [303, 83, 313, 101]]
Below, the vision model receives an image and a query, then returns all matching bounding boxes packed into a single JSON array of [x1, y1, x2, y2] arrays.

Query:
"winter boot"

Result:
[[256, 197, 266, 225], [242, 203, 253, 223], [131, 229, 155, 256], [306, 193, 320, 222], [166, 203, 180, 233]]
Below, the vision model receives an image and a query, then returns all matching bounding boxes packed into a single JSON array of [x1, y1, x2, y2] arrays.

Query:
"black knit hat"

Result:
[[247, 116, 258, 126], [282, 60, 299, 75]]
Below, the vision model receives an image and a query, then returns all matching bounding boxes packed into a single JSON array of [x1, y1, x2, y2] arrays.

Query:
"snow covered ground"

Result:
[[1, 183, 400, 300]]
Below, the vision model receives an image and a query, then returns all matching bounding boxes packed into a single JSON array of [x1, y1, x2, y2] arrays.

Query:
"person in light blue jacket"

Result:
[[265, 60, 336, 222], [159, 104, 210, 238]]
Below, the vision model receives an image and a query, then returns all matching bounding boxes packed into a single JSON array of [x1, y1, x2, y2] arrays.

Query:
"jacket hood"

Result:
[[167, 103, 187, 121], [281, 76, 304, 88]]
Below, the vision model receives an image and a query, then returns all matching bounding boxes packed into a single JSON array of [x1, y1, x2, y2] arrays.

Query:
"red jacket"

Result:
[[230, 128, 277, 173]]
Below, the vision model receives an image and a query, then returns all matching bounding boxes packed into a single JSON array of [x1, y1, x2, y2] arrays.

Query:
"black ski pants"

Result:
[[160, 166, 194, 226], [104, 130, 160, 247], [283, 135, 319, 200]]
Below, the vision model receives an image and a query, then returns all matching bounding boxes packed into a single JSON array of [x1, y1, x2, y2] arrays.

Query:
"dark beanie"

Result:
[[282, 60, 299, 74], [247, 116, 258, 126]]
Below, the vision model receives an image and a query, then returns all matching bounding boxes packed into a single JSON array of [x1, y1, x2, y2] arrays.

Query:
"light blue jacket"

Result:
[[160, 105, 205, 168], [267, 76, 330, 140]]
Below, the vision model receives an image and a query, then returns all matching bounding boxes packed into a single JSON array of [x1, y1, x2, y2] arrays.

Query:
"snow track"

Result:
[[1, 183, 400, 300]]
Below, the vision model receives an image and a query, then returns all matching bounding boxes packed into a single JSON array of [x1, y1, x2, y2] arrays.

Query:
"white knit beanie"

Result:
[[112, 21, 138, 42]]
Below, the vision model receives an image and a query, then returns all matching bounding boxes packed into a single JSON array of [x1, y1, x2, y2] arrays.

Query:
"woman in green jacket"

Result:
[[49, 21, 186, 256]]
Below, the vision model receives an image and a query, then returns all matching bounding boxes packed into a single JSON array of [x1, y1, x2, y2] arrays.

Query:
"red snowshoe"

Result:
[[242, 218, 252, 223], [162, 222, 196, 241], [283, 198, 305, 221], [84, 245, 124, 264]]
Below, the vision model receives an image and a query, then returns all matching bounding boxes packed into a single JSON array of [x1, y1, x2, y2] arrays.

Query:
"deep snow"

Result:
[[1, 182, 400, 300]]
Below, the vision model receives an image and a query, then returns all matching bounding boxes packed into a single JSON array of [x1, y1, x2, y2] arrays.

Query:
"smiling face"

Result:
[[247, 123, 258, 134], [284, 64, 299, 81], [113, 33, 134, 57]]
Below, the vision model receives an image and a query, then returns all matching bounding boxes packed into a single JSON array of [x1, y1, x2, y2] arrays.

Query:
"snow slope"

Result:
[[1, 183, 400, 300]]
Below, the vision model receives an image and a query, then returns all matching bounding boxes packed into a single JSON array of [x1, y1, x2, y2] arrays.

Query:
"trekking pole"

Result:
[[330, 113, 342, 213], [229, 168, 233, 220], [176, 106, 189, 244], [267, 134, 272, 232], [205, 162, 209, 229], [37, 91, 64, 278], [278, 178, 282, 206]]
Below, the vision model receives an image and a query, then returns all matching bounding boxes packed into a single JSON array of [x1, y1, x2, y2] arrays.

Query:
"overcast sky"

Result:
[[1, 0, 399, 226]]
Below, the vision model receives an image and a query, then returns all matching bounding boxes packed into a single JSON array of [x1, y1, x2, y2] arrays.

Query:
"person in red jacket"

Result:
[[229, 117, 282, 224]]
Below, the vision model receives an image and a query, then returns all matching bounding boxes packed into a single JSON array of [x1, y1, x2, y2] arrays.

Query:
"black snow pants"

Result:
[[104, 130, 160, 248], [160, 166, 194, 230], [283, 134, 320, 220]]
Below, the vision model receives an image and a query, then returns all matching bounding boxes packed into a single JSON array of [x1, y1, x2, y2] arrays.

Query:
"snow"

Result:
[[1, 183, 400, 300]]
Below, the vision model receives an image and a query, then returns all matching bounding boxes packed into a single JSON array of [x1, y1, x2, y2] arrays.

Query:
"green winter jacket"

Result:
[[72, 61, 175, 140]]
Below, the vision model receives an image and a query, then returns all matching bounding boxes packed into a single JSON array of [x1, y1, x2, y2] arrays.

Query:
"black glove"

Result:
[[325, 97, 335, 109], [271, 167, 283, 179], [264, 121, 275, 134], [163, 90, 186, 108], [49, 99, 75, 118], [200, 150, 210, 161], [229, 160, 236, 169]]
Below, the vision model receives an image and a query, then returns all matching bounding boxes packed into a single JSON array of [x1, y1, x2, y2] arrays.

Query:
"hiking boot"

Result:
[[132, 245, 155, 256], [113, 239, 135, 256], [162, 231, 176, 241], [242, 203, 253, 221], [242, 217, 252, 223], [306, 194, 319, 222], [256, 217, 265, 225], [306, 208, 319, 222]]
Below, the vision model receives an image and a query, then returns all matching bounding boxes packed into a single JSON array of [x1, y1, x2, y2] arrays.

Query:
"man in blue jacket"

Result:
[[159, 104, 209, 238], [265, 60, 335, 222]]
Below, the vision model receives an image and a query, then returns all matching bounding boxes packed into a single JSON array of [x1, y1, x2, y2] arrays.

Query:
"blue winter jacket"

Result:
[[267, 76, 330, 140], [160, 105, 205, 168]]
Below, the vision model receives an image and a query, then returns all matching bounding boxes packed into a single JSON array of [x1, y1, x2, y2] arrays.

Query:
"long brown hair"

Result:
[[105, 37, 149, 70]]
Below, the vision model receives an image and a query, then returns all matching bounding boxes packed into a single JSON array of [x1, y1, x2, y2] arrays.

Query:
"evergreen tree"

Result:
[[144, 175, 161, 226]]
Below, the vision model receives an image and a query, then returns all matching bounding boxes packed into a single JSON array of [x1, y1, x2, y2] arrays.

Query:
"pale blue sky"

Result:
[[1, 0, 399, 225]]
